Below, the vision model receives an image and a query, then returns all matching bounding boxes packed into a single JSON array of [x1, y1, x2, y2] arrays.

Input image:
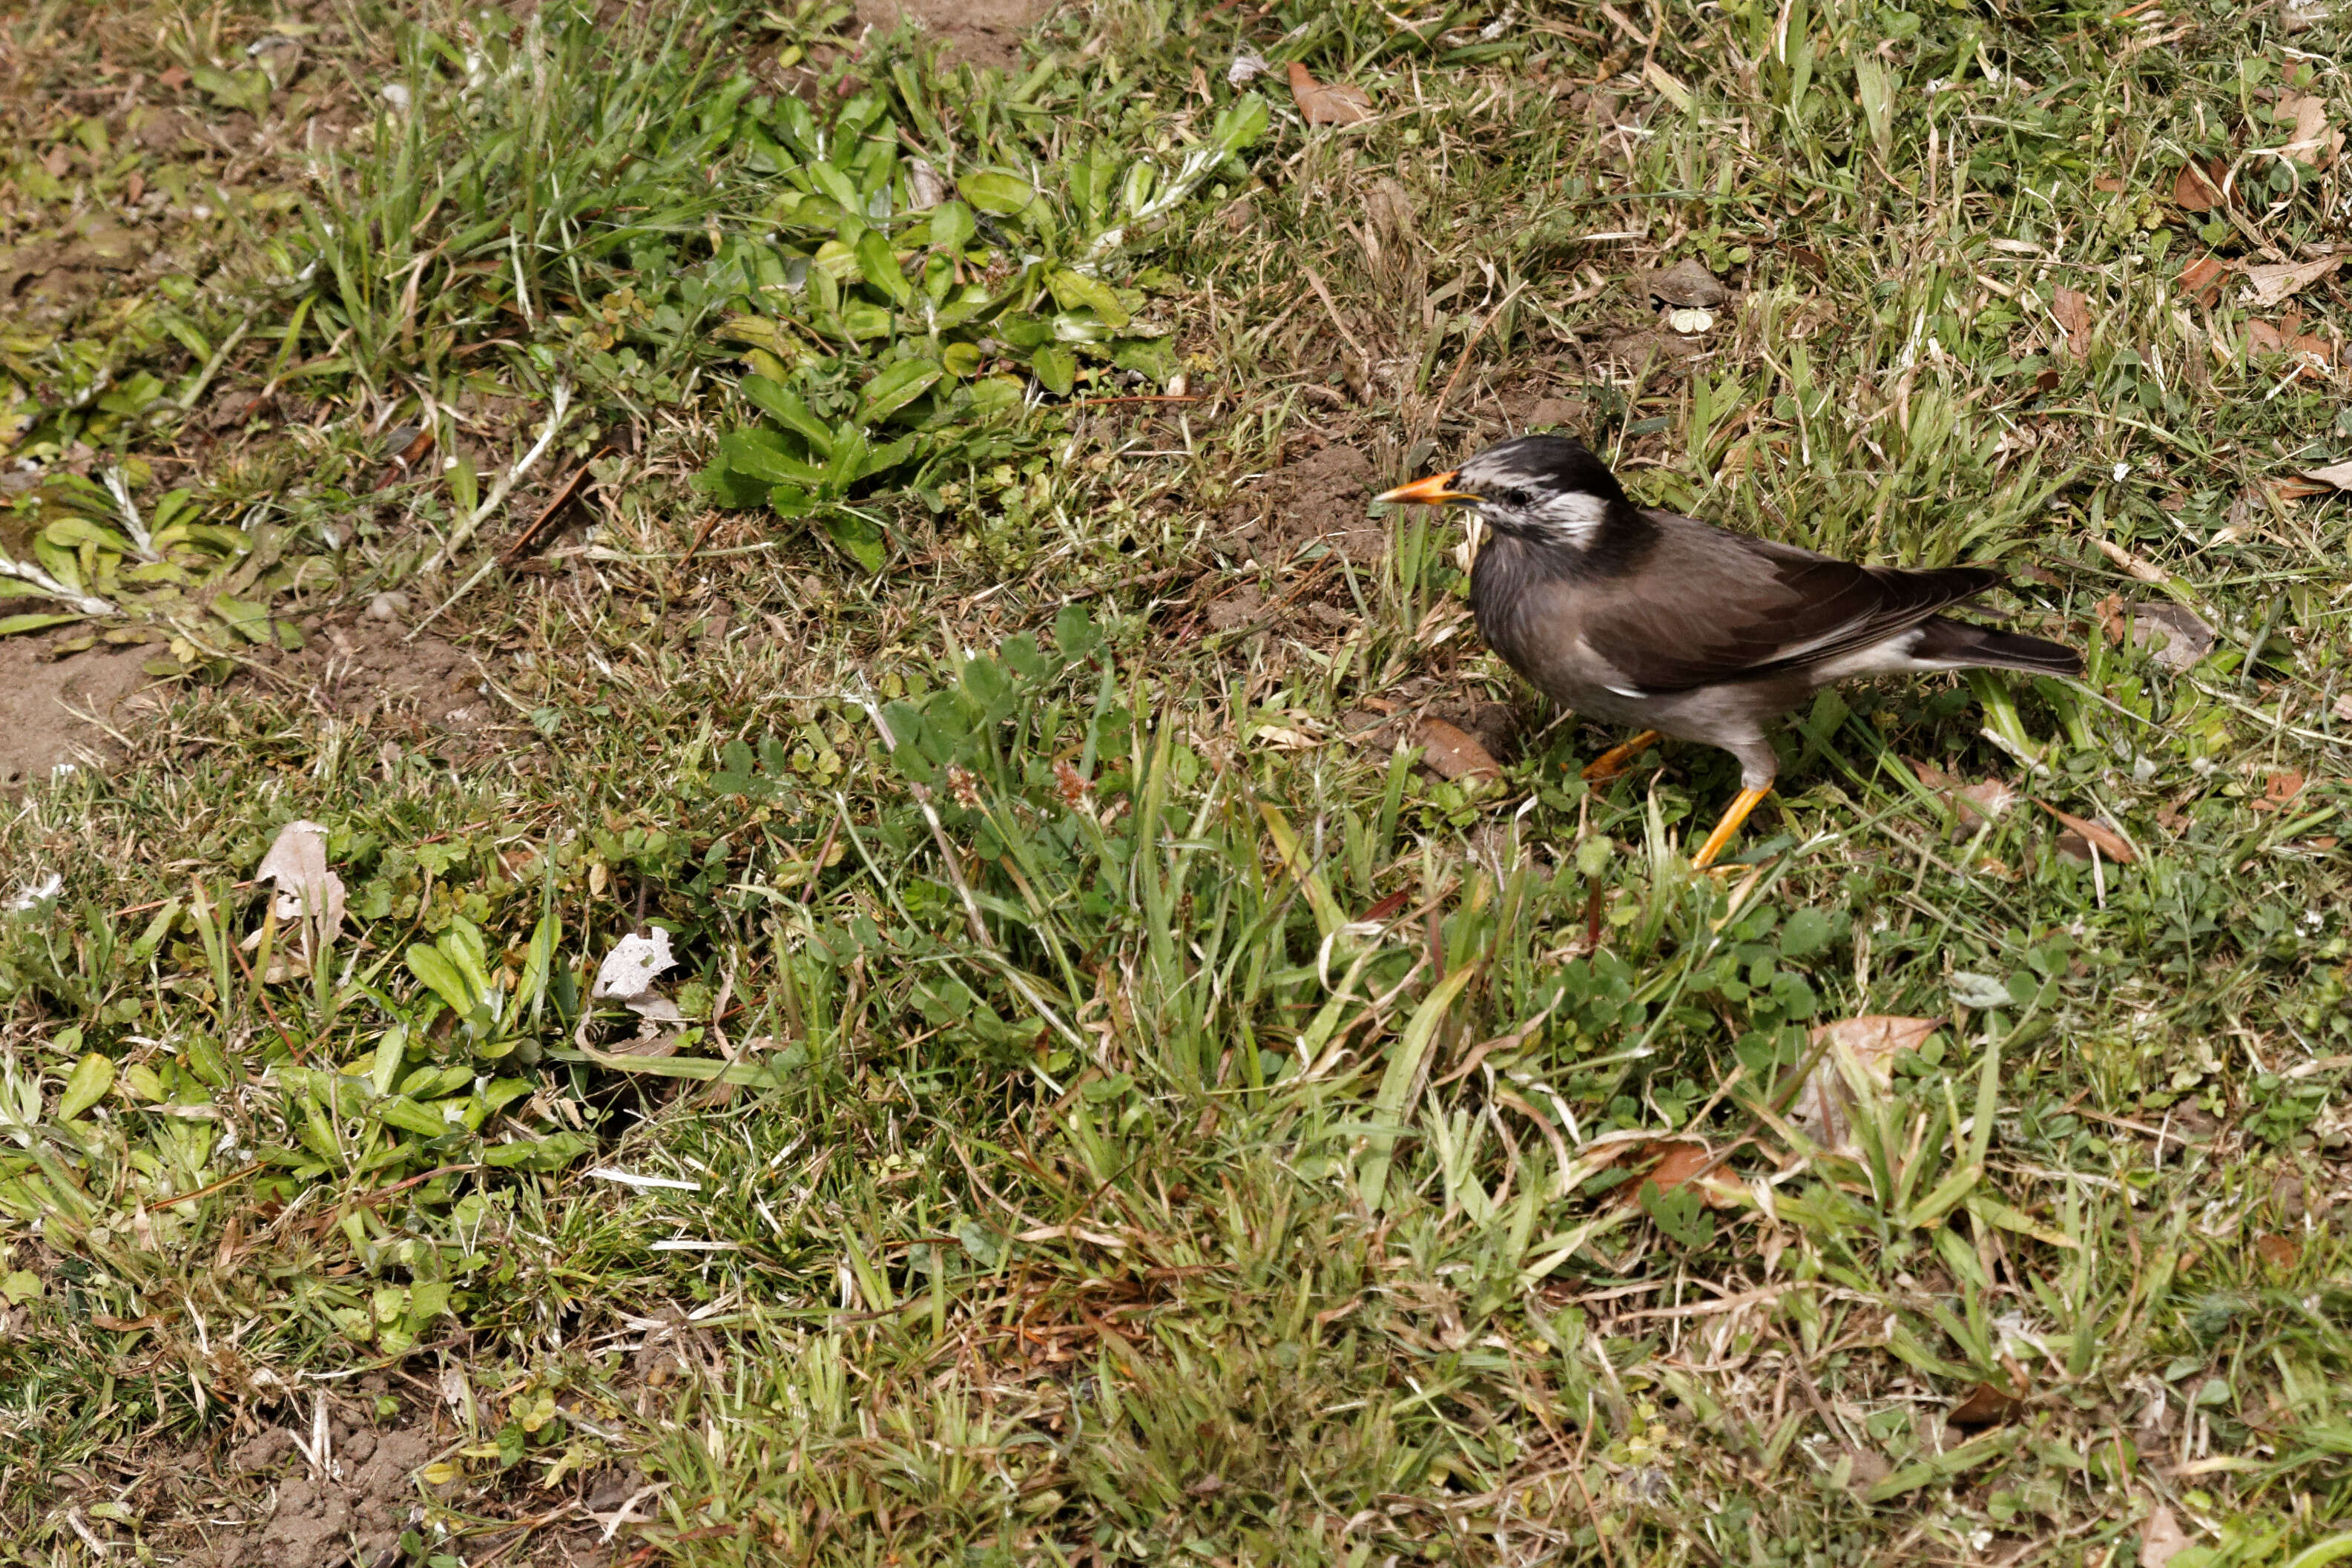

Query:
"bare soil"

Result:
[[271, 610, 493, 734], [858, 0, 1047, 69], [0, 635, 155, 792], [177, 1421, 437, 1568], [1222, 444, 1387, 564], [184, 1414, 619, 1567]]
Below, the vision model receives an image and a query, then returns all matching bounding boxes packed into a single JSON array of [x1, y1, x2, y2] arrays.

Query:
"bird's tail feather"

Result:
[[1912, 616, 2083, 676]]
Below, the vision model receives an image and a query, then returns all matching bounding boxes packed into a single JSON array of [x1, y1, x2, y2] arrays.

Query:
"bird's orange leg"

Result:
[[1580, 729, 1664, 783], [1690, 786, 1773, 870]]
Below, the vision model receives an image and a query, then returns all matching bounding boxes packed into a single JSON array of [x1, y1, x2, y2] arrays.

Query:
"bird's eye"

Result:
[[1497, 487, 1529, 507]]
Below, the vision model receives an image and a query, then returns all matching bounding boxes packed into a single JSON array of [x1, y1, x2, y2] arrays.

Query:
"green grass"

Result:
[[4, 0, 2352, 1563]]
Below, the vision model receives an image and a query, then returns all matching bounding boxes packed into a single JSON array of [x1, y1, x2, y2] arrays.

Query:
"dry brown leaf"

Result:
[[1909, 760, 2019, 831], [2301, 458, 2352, 490], [2176, 255, 2230, 306], [1621, 1139, 1746, 1210], [2256, 1232, 2302, 1268], [1413, 717, 1501, 783], [2052, 286, 2093, 358], [249, 820, 347, 981], [2141, 1502, 2192, 1568], [2095, 593, 2215, 671], [2250, 770, 2307, 812], [1288, 62, 1373, 125], [1908, 757, 1959, 790], [1949, 1380, 2025, 1427], [2093, 174, 2127, 193], [2247, 314, 2336, 368], [2172, 159, 2226, 211], [1789, 1017, 1937, 1156], [2276, 91, 2343, 169], [2038, 801, 2137, 863], [2244, 254, 2345, 309]]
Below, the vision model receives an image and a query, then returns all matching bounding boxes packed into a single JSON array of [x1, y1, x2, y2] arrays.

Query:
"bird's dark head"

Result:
[[1378, 435, 1635, 549]]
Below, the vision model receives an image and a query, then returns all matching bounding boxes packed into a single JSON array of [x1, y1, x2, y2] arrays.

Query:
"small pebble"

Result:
[[369, 591, 409, 621]]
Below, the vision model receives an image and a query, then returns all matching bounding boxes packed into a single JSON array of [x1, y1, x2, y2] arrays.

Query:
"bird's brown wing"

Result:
[[1585, 515, 2000, 694]]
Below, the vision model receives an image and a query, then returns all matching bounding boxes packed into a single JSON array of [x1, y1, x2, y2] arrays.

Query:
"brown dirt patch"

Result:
[[1222, 445, 1386, 563], [273, 607, 493, 733], [0, 219, 149, 326], [204, 1423, 438, 1568], [860, 0, 1046, 69], [1205, 584, 1265, 633], [0, 636, 157, 792], [1569, 321, 1717, 383]]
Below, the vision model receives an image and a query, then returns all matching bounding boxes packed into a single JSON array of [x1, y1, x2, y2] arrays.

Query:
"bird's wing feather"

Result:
[[1590, 514, 2001, 694]]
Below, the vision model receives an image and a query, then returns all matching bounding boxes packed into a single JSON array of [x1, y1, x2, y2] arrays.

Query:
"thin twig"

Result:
[[416, 381, 575, 581], [1420, 280, 1529, 439], [499, 446, 610, 568]]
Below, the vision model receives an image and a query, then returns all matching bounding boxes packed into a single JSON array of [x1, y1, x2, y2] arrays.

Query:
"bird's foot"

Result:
[[1580, 729, 1665, 784], [1690, 786, 1773, 869]]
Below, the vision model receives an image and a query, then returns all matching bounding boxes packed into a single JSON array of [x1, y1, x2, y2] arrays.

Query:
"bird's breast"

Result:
[[1469, 544, 1654, 720]]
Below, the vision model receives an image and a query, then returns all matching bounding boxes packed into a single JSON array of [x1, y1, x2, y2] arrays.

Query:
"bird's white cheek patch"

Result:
[[1534, 492, 1609, 547]]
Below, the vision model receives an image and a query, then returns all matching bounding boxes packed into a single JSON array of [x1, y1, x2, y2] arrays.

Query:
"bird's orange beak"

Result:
[[1377, 470, 1478, 505]]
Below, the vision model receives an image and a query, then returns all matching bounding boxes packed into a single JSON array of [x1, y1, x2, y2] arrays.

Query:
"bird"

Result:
[[1379, 434, 2082, 868]]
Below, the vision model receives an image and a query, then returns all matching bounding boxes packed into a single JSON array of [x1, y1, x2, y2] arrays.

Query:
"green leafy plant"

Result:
[[693, 92, 1269, 566]]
